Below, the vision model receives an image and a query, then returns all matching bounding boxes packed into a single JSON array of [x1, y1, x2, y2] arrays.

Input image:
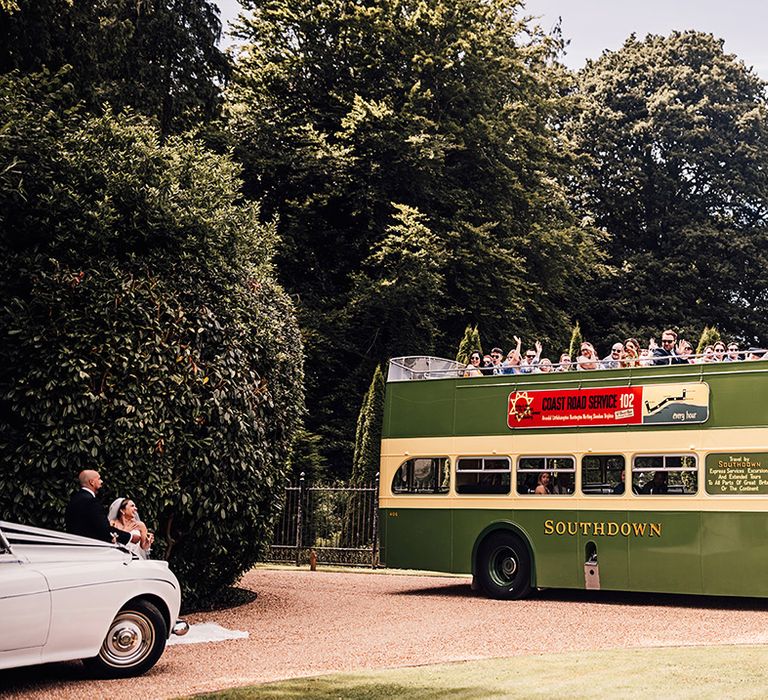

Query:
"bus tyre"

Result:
[[84, 600, 167, 678], [477, 531, 532, 600]]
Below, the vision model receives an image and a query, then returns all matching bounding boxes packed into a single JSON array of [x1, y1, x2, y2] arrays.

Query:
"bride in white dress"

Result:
[[108, 497, 153, 559]]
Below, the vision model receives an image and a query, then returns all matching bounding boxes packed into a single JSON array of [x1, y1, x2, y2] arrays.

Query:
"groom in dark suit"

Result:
[[65, 469, 139, 545]]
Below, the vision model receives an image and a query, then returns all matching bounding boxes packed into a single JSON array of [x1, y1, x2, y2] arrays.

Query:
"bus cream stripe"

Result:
[[379, 428, 768, 512]]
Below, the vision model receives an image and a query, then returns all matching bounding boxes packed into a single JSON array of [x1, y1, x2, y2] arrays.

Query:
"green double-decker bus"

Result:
[[379, 356, 768, 599]]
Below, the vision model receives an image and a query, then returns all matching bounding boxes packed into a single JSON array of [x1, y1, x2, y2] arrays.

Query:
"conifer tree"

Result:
[[472, 326, 483, 359], [697, 326, 722, 355], [351, 364, 386, 483], [457, 324, 482, 365], [568, 321, 584, 360]]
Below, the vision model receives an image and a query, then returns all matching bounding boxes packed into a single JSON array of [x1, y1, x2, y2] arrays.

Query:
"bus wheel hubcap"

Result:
[[491, 546, 517, 584], [502, 556, 517, 577]]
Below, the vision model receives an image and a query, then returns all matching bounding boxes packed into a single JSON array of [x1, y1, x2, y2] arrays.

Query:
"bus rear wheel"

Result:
[[477, 531, 532, 600]]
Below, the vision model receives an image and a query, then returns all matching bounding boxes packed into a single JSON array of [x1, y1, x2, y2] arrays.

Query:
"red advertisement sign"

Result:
[[507, 383, 709, 429], [508, 386, 644, 429]]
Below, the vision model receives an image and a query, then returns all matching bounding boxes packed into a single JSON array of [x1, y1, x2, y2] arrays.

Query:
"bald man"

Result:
[[64, 469, 138, 545]]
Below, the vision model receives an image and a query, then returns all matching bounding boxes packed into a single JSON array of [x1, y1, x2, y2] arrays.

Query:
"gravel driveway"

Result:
[[3, 567, 768, 699]]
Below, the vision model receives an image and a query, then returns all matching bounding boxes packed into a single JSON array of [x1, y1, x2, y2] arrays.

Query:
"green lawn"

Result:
[[188, 645, 768, 699]]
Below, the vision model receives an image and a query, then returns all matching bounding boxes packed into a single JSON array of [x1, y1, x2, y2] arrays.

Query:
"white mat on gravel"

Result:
[[167, 622, 249, 645]]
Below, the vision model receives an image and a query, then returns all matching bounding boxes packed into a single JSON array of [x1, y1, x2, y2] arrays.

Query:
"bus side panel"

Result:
[[451, 509, 492, 574], [384, 381, 456, 439], [627, 512, 702, 594], [379, 508, 453, 572], [702, 512, 768, 596], [577, 510, 630, 591], [515, 511, 582, 588], [709, 372, 768, 427]]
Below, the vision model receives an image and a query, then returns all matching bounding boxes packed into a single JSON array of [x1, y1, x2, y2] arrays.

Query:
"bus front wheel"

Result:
[[477, 531, 532, 600]]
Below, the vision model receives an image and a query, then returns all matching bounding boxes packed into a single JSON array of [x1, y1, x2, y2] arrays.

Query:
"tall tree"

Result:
[[227, 0, 608, 470], [0, 0, 230, 134], [347, 204, 447, 360], [570, 32, 768, 345]]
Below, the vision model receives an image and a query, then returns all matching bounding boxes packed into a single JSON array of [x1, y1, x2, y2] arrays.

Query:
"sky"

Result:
[[216, 0, 768, 80]]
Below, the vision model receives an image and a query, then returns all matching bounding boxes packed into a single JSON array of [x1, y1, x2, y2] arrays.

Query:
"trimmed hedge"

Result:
[[0, 72, 304, 606]]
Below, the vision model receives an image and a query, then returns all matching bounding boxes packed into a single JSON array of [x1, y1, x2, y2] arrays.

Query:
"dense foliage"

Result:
[[227, 0, 609, 470], [0, 73, 304, 605], [570, 32, 768, 345], [0, 0, 229, 134]]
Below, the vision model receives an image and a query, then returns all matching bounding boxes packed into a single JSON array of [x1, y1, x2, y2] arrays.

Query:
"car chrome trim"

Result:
[[172, 620, 190, 636], [0, 528, 11, 555]]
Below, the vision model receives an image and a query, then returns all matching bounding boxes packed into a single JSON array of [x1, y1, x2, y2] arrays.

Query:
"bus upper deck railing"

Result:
[[387, 354, 766, 382]]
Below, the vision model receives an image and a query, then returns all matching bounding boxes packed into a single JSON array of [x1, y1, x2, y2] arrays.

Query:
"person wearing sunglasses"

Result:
[[725, 342, 741, 362], [464, 351, 483, 378], [679, 341, 695, 363], [713, 342, 727, 362], [520, 340, 542, 374], [488, 347, 505, 375], [602, 342, 624, 369], [650, 329, 689, 366]]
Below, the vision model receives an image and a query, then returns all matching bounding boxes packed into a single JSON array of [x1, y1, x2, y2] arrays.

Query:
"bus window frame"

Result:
[[631, 453, 699, 496], [455, 456, 512, 496], [580, 454, 626, 497], [391, 456, 451, 496], [516, 455, 577, 496]]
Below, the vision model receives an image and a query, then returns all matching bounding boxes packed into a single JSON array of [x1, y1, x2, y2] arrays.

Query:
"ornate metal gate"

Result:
[[267, 473, 380, 567]]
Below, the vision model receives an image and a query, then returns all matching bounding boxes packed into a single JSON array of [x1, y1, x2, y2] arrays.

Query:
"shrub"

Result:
[[0, 72, 304, 606]]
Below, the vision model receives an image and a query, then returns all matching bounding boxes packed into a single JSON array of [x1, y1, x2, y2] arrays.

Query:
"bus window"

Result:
[[582, 455, 625, 495], [517, 456, 575, 495], [632, 455, 697, 495], [392, 457, 450, 494], [456, 457, 511, 495]]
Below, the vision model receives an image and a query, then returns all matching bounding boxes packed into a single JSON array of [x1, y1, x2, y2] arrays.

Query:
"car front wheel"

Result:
[[85, 600, 168, 678]]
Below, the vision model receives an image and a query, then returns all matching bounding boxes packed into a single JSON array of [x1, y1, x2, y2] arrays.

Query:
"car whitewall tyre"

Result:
[[85, 600, 167, 678]]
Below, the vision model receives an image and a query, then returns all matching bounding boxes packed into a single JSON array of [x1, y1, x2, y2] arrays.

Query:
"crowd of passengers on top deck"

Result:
[[463, 329, 768, 377]]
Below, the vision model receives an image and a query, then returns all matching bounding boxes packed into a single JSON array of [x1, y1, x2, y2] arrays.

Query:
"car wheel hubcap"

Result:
[[100, 611, 154, 667], [115, 628, 139, 649]]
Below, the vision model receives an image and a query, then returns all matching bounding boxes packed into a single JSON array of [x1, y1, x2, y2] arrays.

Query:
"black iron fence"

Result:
[[267, 473, 380, 567]]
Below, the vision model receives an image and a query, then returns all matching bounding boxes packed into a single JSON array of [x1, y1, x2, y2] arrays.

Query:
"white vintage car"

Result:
[[0, 520, 188, 678]]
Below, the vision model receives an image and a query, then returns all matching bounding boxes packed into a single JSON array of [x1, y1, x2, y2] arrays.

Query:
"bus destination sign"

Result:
[[507, 383, 709, 429]]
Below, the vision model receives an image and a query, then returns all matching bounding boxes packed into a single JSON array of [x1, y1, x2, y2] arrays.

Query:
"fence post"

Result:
[[295, 471, 305, 567], [371, 472, 380, 568]]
